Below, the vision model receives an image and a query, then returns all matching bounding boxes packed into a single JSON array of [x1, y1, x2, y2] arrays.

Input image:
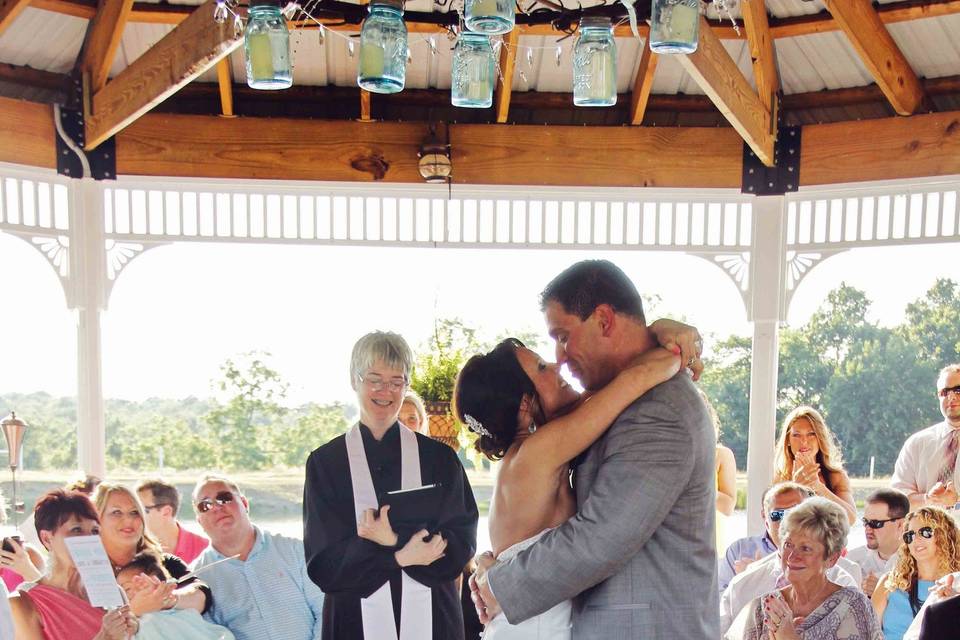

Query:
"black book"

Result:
[[378, 483, 444, 532]]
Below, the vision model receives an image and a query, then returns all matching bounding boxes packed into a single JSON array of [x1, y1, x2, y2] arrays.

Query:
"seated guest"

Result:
[[399, 389, 429, 436], [773, 406, 857, 523], [136, 478, 209, 564], [718, 483, 807, 593], [720, 483, 860, 636], [873, 506, 960, 640], [9, 489, 138, 640], [192, 474, 325, 640], [117, 552, 234, 640], [847, 489, 909, 596], [740, 497, 881, 640], [0, 488, 45, 592], [94, 483, 209, 616], [20, 474, 100, 550]]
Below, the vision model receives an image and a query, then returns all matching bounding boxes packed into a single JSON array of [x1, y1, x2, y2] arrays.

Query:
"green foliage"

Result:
[[410, 318, 481, 402], [268, 403, 350, 467]]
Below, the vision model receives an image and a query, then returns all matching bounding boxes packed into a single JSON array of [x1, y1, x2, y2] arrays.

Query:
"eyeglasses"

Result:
[[903, 526, 935, 545], [938, 385, 960, 399], [357, 373, 407, 393], [196, 491, 235, 514], [862, 517, 902, 530], [769, 507, 793, 523], [142, 503, 169, 514]]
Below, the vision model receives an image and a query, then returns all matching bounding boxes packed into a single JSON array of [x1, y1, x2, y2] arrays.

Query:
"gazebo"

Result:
[[1, 0, 959, 533]]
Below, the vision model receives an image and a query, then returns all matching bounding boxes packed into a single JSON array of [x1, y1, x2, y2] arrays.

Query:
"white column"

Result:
[[745, 195, 787, 534], [70, 179, 107, 478]]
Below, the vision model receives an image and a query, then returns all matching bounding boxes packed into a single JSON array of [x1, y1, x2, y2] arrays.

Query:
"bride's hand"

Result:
[[629, 347, 683, 387], [648, 318, 703, 380]]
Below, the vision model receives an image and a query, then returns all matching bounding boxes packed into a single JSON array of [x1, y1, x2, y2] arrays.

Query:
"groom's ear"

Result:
[[594, 304, 616, 337]]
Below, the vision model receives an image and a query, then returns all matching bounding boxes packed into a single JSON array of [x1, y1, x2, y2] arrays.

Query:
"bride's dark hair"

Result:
[[454, 338, 535, 461]]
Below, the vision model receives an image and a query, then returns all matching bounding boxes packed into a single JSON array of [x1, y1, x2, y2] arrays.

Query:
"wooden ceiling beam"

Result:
[[676, 17, 774, 166], [820, 0, 926, 115], [215, 58, 234, 117], [0, 62, 70, 104], [80, 0, 136, 92], [494, 30, 520, 124], [84, 0, 243, 150], [741, 0, 779, 115], [629, 45, 658, 125], [0, 0, 32, 35]]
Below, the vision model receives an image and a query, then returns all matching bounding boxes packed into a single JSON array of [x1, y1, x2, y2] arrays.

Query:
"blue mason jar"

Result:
[[464, 0, 514, 35], [243, 0, 292, 90], [451, 32, 495, 108], [573, 16, 617, 107], [649, 0, 700, 54], [358, 0, 408, 94]]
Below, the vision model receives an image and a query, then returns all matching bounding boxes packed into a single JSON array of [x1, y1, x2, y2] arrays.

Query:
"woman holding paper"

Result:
[[8, 489, 138, 640], [94, 483, 211, 617]]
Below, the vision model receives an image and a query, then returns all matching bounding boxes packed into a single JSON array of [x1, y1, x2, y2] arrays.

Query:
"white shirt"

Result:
[[892, 421, 960, 495], [719, 551, 860, 636], [846, 545, 898, 579], [904, 570, 960, 640]]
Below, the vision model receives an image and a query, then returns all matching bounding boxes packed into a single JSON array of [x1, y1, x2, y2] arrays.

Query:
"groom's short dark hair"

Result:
[[540, 260, 645, 323]]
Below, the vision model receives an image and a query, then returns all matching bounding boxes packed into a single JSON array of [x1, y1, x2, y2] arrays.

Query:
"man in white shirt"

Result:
[[846, 489, 908, 595], [893, 363, 960, 511]]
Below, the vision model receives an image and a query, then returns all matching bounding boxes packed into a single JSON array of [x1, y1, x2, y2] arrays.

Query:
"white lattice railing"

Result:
[[0, 175, 70, 234]]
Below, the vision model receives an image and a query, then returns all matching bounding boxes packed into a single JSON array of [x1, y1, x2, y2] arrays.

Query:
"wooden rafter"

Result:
[[84, 0, 243, 150], [676, 17, 774, 166], [820, 0, 926, 115], [0, 62, 70, 104], [215, 58, 234, 117], [494, 29, 520, 124], [81, 0, 135, 92], [629, 45, 658, 126], [740, 0, 778, 115], [0, 0, 32, 35]]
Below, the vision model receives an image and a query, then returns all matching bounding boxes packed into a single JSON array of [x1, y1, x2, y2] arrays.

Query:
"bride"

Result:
[[452, 319, 699, 639]]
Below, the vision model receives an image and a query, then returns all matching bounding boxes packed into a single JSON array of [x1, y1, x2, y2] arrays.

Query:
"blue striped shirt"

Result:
[[195, 526, 324, 640]]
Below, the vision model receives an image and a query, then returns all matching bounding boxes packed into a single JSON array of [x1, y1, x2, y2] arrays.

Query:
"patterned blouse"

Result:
[[743, 586, 883, 640]]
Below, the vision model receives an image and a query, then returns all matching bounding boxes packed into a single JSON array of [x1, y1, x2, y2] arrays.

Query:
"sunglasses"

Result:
[[196, 491, 235, 514], [903, 526, 935, 545], [939, 385, 960, 399], [769, 508, 792, 522], [862, 517, 902, 530]]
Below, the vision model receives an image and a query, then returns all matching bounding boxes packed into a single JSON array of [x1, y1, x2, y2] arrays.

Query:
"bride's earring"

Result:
[[528, 420, 537, 434]]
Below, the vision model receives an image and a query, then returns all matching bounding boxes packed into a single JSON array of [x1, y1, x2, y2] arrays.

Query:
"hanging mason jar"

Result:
[[451, 33, 495, 108], [358, 0, 408, 94], [572, 16, 617, 107], [649, 0, 701, 55], [243, 0, 292, 90], [464, 0, 514, 35]]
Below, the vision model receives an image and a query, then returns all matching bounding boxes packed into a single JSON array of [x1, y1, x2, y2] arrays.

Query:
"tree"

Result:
[[699, 335, 752, 465], [901, 278, 960, 365], [270, 403, 350, 467]]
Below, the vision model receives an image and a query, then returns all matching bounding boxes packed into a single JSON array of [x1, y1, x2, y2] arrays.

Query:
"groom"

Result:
[[472, 260, 720, 639]]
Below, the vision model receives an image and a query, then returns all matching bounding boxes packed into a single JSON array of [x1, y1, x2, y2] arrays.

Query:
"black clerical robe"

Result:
[[304, 422, 479, 640]]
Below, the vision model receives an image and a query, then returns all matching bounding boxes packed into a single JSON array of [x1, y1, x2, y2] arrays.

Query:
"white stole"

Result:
[[345, 423, 433, 640]]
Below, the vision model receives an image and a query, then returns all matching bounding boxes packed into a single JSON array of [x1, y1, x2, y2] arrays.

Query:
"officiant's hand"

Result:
[[395, 529, 447, 567], [470, 551, 502, 624], [358, 505, 399, 547]]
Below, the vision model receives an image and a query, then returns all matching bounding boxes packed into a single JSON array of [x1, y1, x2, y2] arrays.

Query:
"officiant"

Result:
[[304, 331, 479, 640]]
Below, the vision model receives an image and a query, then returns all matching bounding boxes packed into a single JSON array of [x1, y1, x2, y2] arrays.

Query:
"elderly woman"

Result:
[[872, 506, 960, 640], [399, 389, 429, 435], [94, 483, 211, 618], [9, 490, 138, 640], [742, 497, 881, 640], [773, 406, 857, 524]]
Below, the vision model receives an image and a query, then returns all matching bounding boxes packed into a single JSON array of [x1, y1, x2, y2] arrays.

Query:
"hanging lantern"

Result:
[[572, 16, 617, 107], [464, 0, 514, 35], [451, 32, 495, 109], [243, 0, 292, 90], [649, 0, 701, 54], [1, 412, 27, 529], [358, 0, 408, 94]]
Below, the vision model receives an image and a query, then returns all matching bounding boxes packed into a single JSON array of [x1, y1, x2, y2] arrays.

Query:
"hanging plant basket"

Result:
[[424, 400, 460, 452]]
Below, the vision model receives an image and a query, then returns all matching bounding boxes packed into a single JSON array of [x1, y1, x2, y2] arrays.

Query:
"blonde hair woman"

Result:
[[773, 406, 856, 524], [873, 506, 960, 640], [399, 389, 429, 435]]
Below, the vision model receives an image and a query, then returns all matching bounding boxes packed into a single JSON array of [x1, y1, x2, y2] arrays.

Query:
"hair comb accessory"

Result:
[[464, 414, 492, 439]]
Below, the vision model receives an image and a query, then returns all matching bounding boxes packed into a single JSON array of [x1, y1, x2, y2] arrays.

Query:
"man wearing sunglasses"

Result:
[[190, 474, 326, 640], [847, 489, 909, 596], [893, 364, 960, 512]]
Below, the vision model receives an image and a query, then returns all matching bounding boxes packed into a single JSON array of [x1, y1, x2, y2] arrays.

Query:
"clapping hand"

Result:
[[358, 506, 399, 547], [792, 453, 821, 490], [128, 573, 177, 616], [734, 550, 765, 574], [763, 593, 801, 640], [926, 481, 958, 508], [932, 572, 960, 599], [95, 605, 138, 640], [469, 551, 502, 624]]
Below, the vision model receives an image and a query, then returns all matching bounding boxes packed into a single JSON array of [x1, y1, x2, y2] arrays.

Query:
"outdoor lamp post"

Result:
[[1, 412, 27, 529]]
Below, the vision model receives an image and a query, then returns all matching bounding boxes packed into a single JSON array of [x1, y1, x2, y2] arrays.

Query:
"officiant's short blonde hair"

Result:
[[350, 331, 414, 387]]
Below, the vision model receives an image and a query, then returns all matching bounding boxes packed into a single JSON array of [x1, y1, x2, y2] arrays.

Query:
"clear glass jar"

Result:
[[464, 0, 514, 35], [451, 33, 495, 108], [358, 0, 408, 94], [573, 17, 617, 107], [243, 2, 292, 90], [649, 0, 700, 55]]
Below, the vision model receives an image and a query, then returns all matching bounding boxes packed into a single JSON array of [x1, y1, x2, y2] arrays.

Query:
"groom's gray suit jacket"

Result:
[[487, 373, 720, 639]]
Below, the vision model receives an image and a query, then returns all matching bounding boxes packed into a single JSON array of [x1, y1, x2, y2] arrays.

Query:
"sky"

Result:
[[2, 231, 959, 406]]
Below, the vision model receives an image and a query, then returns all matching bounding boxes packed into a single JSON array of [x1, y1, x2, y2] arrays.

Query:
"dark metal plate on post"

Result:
[[741, 126, 801, 196], [55, 107, 116, 181]]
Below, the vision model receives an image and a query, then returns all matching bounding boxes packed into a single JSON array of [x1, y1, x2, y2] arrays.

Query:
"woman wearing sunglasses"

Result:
[[93, 483, 211, 618], [872, 506, 960, 640]]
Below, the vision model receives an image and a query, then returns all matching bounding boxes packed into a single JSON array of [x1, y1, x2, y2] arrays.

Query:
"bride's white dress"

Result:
[[482, 530, 573, 640]]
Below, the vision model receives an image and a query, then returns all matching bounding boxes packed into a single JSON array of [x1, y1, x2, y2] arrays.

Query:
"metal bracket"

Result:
[[55, 73, 116, 181], [741, 91, 801, 196]]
